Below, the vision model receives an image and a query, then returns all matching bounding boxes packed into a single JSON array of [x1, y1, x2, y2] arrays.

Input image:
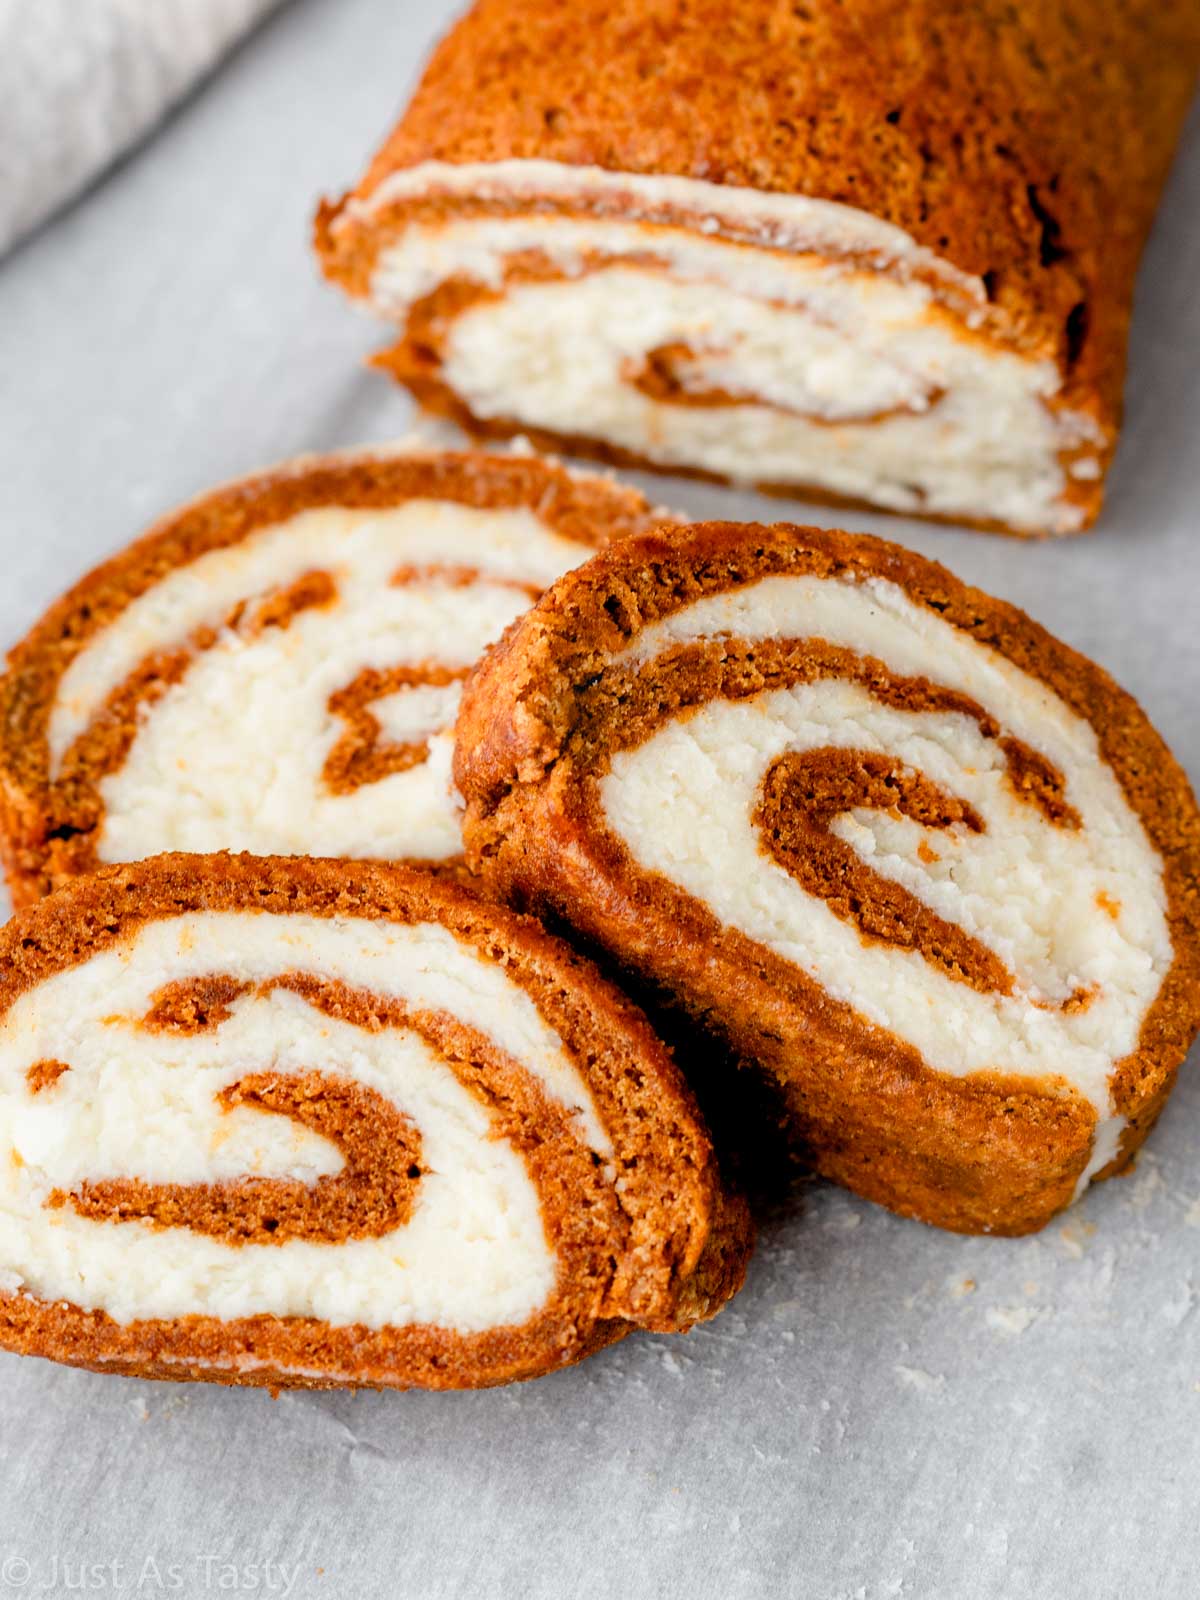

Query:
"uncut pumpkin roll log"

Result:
[[454, 520, 1200, 1236], [316, 0, 1200, 537], [0, 854, 751, 1390], [0, 445, 660, 905]]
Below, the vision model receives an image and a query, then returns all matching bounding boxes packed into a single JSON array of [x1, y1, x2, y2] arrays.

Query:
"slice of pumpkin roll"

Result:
[[456, 521, 1200, 1236], [0, 447, 659, 906], [314, 0, 1200, 536], [0, 854, 750, 1390]]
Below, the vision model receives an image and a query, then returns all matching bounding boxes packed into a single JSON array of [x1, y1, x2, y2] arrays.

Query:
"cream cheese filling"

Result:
[[0, 911, 611, 1330], [48, 500, 593, 862], [354, 160, 983, 290], [359, 161, 1102, 533], [599, 575, 1170, 1188]]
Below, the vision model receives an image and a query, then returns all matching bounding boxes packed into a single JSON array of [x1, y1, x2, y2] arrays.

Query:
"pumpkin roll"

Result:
[[456, 521, 1200, 1235], [315, 0, 1200, 537], [0, 447, 659, 906], [0, 854, 750, 1389]]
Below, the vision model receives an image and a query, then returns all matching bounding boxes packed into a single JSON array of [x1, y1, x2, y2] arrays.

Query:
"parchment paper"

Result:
[[0, 3, 1197, 1594]]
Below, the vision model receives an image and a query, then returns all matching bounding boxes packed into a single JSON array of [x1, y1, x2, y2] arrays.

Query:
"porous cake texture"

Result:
[[0, 854, 750, 1389], [457, 520, 1200, 1233], [0, 447, 659, 904], [316, 0, 1200, 535]]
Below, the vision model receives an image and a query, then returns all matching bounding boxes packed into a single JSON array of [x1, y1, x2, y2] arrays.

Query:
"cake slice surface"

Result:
[[0, 448, 657, 904], [457, 520, 1200, 1233], [317, 0, 1200, 535], [0, 854, 749, 1389]]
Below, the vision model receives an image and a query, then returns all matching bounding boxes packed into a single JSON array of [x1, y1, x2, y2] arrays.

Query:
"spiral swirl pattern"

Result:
[[0, 858, 745, 1387], [457, 522, 1200, 1233]]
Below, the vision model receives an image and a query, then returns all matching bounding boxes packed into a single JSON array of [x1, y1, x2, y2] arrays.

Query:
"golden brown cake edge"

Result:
[[453, 520, 1200, 1235], [0, 447, 662, 906], [0, 852, 753, 1389]]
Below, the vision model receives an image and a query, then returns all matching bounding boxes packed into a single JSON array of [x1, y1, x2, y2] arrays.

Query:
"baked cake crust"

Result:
[[316, 0, 1200, 535], [0, 446, 660, 906], [455, 520, 1200, 1235], [0, 852, 751, 1390]]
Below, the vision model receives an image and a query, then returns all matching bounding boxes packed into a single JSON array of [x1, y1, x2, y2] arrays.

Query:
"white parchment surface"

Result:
[[0, 3, 1197, 1594]]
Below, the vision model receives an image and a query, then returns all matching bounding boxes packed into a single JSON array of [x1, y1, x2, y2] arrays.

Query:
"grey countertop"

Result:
[[1, 3, 1198, 1595]]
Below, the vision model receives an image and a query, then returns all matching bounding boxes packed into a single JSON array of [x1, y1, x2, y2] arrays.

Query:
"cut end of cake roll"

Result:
[[0, 445, 662, 906], [316, 0, 1200, 536], [0, 854, 751, 1390], [455, 519, 1200, 1235]]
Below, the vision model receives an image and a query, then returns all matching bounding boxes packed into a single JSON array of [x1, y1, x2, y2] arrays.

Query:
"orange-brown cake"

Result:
[[316, 0, 1199, 537], [0, 446, 660, 906], [0, 853, 750, 1390], [456, 520, 1200, 1235]]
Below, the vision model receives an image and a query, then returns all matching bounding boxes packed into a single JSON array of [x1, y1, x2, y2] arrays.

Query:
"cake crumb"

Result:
[[985, 1305, 1040, 1337], [1130, 1162, 1164, 1211], [1064, 1217, 1098, 1241], [894, 1365, 945, 1393], [1058, 1224, 1087, 1258]]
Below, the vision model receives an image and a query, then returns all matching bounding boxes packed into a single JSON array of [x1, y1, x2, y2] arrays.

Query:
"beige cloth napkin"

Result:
[[0, 0, 287, 255]]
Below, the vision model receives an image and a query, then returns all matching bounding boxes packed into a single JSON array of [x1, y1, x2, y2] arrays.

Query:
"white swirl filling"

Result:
[[600, 574, 1170, 1186], [49, 499, 592, 862], [360, 161, 1102, 533], [0, 911, 611, 1329]]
